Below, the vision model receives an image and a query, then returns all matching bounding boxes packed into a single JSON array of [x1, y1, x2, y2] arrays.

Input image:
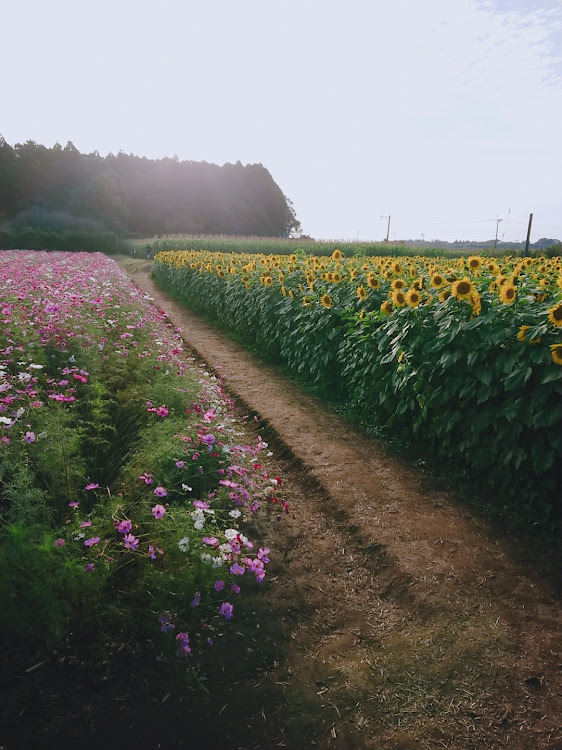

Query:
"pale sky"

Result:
[[2, 0, 561, 243]]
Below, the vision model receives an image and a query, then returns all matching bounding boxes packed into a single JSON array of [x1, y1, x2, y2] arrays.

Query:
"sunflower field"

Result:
[[152, 249, 562, 521]]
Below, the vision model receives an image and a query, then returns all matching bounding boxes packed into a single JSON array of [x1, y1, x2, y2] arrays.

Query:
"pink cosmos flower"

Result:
[[176, 632, 191, 654], [175, 460, 185, 468], [219, 602, 234, 621], [123, 533, 139, 550], [192, 500, 209, 509], [84, 563, 95, 573], [231, 583, 241, 594], [153, 486, 167, 498], [84, 483, 99, 491], [202, 536, 219, 546], [214, 580, 225, 592], [69, 501, 80, 509], [116, 519, 132, 534], [230, 563, 245, 576], [24, 431, 36, 443], [151, 504, 166, 519], [139, 472, 154, 485], [190, 592, 201, 607], [80, 521, 92, 528], [155, 406, 169, 418], [84, 536, 100, 547], [53, 538, 66, 547]]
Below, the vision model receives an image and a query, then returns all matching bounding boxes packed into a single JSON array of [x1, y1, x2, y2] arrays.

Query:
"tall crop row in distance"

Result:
[[153, 249, 562, 523]]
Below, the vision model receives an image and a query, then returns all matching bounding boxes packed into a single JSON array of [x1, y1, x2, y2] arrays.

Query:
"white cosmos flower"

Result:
[[224, 529, 238, 540], [178, 537, 190, 552], [229, 509, 241, 518], [0, 416, 13, 426]]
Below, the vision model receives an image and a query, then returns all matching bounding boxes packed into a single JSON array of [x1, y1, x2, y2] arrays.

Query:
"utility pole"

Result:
[[494, 218, 503, 250], [524, 213, 533, 256], [380, 215, 391, 242]]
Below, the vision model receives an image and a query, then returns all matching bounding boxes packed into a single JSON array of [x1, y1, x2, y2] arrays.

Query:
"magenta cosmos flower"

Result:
[[123, 533, 139, 550], [219, 602, 234, 621], [153, 486, 167, 498], [151, 504, 166, 519]]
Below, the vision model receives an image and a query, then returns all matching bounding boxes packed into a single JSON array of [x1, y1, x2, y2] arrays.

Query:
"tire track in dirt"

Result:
[[125, 261, 562, 750]]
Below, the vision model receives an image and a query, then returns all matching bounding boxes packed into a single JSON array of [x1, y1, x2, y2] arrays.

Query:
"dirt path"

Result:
[[124, 260, 561, 750]]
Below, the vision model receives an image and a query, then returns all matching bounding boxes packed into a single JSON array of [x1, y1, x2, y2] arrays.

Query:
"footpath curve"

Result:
[[124, 260, 561, 750]]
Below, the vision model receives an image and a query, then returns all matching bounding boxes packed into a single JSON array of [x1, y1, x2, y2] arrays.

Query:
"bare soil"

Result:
[[3, 258, 560, 750]]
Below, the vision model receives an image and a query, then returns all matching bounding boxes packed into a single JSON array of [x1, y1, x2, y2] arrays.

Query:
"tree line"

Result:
[[0, 137, 301, 244]]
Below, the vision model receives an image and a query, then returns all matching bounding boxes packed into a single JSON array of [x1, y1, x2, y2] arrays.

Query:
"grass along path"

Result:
[[122, 258, 562, 749]]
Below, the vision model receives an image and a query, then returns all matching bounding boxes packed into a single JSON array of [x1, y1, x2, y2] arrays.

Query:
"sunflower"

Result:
[[288, 289, 295, 299], [430, 273, 447, 289], [380, 300, 393, 315], [302, 296, 312, 306], [469, 292, 482, 317], [547, 303, 562, 327], [517, 325, 530, 342], [331, 249, 343, 260], [451, 278, 476, 300], [499, 283, 517, 304], [280, 286, 287, 297], [391, 290, 406, 307], [467, 255, 483, 271], [356, 285, 367, 301], [321, 294, 333, 309], [391, 278, 407, 291], [438, 289, 451, 303], [405, 289, 422, 307], [261, 275, 273, 286], [367, 273, 380, 289], [550, 344, 562, 365]]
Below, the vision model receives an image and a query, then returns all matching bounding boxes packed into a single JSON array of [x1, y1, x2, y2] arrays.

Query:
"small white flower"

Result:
[[74, 533, 85, 541], [181, 483, 193, 492], [14, 408, 25, 419], [28, 363, 44, 370], [68, 356, 76, 364], [194, 520, 204, 530], [200, 553, 213, 564], [224, 528, 238, 540], [0, 416, 13, 426], [178, 536, 190, 552], [229, 509, 241, 518], [211, 556, 224, 569]]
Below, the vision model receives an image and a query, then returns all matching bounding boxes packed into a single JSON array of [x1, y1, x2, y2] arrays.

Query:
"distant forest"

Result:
[[0, 137, 301, 239]]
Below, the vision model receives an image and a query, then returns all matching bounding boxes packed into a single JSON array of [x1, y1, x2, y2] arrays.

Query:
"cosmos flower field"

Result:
[[153, 248, 562, 519], [0, 251, 284, 674]]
